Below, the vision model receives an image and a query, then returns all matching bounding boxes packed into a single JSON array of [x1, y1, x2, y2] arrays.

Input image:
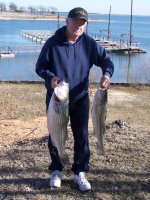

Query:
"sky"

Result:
[[1, 0, 150, 16]]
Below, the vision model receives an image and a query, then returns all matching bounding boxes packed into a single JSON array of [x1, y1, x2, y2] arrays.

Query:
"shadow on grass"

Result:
[[0, 136, 149, 199]]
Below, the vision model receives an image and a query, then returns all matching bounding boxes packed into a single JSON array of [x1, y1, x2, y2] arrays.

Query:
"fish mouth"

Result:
[[54, 94, 60, 102]]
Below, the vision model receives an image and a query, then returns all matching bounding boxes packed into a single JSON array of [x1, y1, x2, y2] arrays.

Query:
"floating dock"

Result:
[[96, 39, 147, 54], [1, 30, 146, 58], [20, 30, 146, 54], [20, 30, 54, 44]]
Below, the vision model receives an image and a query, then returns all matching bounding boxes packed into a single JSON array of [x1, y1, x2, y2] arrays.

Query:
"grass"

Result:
[[0, 83, 46, 120], [0, 82, 150, 200]]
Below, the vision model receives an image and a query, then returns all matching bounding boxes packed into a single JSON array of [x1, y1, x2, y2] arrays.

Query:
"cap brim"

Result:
[[71, 16, 87, 21]]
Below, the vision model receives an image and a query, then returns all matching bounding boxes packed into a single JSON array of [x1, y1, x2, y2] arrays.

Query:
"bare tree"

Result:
[[18, 6, 26, 13], [50, 6, 58, 14], [0, 2, 6, 12], [37, 6, 46, 15], [9, 2, 17, 12], [28, 6, 36, 14]]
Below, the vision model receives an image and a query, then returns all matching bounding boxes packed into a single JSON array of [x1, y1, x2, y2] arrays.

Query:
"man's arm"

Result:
[[35, 39, 56, 87], [93, 43, 114, 88]]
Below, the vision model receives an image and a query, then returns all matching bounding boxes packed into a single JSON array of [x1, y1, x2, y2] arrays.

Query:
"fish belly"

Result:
[[47, 94, 69, 164], [91, 89, 107, 156]]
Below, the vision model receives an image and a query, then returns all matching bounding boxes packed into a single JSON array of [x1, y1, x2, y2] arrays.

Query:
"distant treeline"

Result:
[[0, 1, 58, 15]]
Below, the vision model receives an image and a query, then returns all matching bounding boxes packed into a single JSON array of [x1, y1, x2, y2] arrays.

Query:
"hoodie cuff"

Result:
[[104, 72, 111, 78], [44, 72, 55, 87]]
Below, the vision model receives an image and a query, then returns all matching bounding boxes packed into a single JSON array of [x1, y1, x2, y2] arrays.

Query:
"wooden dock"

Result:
[[1, 30, 146, 58], [20, 30, 146, 54], [0, 45, 43, 57], [20, 30, 54, 44], [96, 39, 147, 54], [92, 33, 147, 54]]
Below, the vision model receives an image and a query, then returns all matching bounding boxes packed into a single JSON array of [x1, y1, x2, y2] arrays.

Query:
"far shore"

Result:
[[0, 11, 107, 22]]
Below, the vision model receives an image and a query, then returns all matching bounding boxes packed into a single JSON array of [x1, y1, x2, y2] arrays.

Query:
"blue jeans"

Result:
[[47, 93, 90, 175]]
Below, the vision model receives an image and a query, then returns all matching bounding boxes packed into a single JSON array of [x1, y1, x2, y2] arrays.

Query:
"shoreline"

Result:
[[0, 80, 150, 86], [0, 11, 107, 22]]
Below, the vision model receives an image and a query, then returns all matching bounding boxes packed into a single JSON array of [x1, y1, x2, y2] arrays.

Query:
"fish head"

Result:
[[94, 88, 108, 105], [54, 81, 69, 102]]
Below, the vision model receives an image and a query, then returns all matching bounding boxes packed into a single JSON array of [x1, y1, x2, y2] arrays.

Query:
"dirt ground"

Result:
[[0, 82, 150, 200]]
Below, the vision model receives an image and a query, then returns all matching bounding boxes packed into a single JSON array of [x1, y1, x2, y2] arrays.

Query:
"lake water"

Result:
[[0, 14, 150, 83]]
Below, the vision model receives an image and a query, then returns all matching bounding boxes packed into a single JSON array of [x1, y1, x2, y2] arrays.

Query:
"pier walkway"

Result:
[[15, 45, 43, 53], [20, 30, 146, 54], [0, 45, 43, 57], [20, 30, 54, 44], [0, 30, 146, 58], [92, 33, 146, 53]]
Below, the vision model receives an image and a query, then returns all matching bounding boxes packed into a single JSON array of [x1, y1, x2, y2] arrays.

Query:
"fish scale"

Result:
[[91, 88, 107, 156], [47, 81, 69, 165]]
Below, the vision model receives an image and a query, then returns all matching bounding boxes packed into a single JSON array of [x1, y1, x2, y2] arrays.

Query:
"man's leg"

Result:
[[69, 94, 90, 175], [46, 91, 63, 171]]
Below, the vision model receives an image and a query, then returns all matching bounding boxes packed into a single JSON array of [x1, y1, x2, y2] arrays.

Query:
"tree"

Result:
[[37, 6, 46, 15], [0, 2, 6, 12], [28, 6, 36, 14], [50, 6, 58, 14], [9, 2, 17, 12], [18, 6, 26, 13]]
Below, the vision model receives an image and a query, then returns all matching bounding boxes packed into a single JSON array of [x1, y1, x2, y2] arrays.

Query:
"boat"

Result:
[[0, 46, 15, 58], [0, 52, 15, 58]]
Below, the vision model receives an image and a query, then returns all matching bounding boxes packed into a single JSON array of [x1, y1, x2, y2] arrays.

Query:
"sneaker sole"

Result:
[[50, 184, 61, 188], [74, 178, 91, 191], [49, 182, 61, 188]]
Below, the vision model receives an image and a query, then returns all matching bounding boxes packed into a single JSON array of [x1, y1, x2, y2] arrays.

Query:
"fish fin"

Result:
[[96, 143, 105, 156], [60, 154, 70, 166]]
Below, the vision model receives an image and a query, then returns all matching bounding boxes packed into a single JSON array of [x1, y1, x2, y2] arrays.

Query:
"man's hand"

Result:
[[99, 75, 110, 89], [51, 76, 61, 89]]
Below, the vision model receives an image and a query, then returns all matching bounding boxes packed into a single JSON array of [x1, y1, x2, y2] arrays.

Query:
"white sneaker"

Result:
[[49, 170, 62, 187], [74, 172, 91, 191]]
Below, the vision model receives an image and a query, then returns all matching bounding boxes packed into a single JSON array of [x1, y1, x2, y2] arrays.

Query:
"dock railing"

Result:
[[15, 45, 43, 53], [90, 32, 146, 53]]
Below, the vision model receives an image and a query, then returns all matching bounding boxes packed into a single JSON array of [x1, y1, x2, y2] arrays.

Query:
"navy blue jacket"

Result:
[[36, 26, 114, 103]]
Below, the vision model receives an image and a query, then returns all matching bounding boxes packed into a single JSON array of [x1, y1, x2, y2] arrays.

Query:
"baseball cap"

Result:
[[68, 7, 88, 21]]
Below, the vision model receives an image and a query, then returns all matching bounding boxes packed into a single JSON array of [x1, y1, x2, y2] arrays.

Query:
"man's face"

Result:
[[66, 18, 87, 38]]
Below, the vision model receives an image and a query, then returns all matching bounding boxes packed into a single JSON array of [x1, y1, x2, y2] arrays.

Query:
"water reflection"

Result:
[[127, 54, 131, 83], [90, 52, 149, 84], [0, 52, 149, 84]]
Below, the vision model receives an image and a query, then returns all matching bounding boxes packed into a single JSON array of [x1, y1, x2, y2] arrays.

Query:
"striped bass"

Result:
[[47, 81, 69, 165], [91, 88, 107, 156]]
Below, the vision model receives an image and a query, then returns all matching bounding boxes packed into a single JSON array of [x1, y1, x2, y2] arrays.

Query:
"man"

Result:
[[36, 7, 114, 191]]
